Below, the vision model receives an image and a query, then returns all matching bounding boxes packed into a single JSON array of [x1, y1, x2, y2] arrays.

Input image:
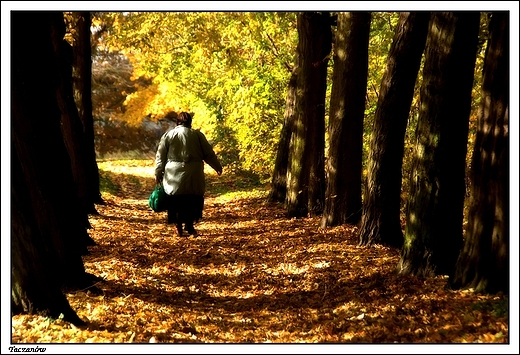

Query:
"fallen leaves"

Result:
[[11, 159, 510, 345]]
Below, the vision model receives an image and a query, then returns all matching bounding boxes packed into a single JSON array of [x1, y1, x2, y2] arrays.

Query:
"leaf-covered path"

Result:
[[12, 160, 509, 346]]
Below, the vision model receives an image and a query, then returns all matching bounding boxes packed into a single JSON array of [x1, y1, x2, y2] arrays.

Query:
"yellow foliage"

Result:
[[116, 83, 159, 125]]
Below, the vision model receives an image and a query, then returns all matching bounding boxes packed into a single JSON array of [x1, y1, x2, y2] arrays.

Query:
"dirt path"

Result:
[[11, 160, 509, 347]]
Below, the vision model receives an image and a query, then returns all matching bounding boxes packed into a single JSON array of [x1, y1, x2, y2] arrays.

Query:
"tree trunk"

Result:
[[11, 158, 84, 326], [52, 13, 97, 230], [320, 12, 371, 227], [11, 11, 99, 325], [397, 12, 481, 277], [449, 12, 509, 294], [72, 11, 104, 207], [286, 12, 331, 217], [358, 12, 430, 247], [268, 67, 297, 203], [305, 12, 331, 216]]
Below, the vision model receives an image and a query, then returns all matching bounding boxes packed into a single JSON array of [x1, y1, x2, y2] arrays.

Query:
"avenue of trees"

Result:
[[11, 10, 511, 324]]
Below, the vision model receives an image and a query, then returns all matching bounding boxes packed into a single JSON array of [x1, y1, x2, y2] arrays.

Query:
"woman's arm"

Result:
[[197, 131, 223, 175], [154, 132, 169, 182]]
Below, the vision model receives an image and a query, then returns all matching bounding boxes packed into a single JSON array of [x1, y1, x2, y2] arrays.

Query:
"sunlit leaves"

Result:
[[12, 160, 509, 344], [93, 12, 297, 177]]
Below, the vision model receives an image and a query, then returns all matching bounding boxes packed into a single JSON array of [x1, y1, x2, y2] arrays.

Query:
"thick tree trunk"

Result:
[[449, 12, 509, 294], [268, 68, 297, 203], [11, 11, 99, 324], [397, 12, 480, 277], [358, 12, 430, 247], [11, 158, 84, 326], [305, 12, 331, 216], [51, 13, 98, 231], [286, 12, 331, 217], [72, 11, 104, 207], [320, 12, 371, 227]]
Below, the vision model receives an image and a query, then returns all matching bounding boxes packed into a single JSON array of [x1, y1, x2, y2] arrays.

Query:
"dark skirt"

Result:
[[167, 194, 204, 225]]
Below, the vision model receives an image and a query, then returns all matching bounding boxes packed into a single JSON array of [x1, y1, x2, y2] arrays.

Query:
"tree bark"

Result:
[[449, 12, 509, 294], [358, 12, 430, 247], [52, 13, 98, 230], [72, 11, 104, 207], [268, 67, 297, 203], [286, 12, 331, 217], [320, 12, 371, 227], [397, 12, 481, 277], [11, 158, 84, 326], [11, 11, 99, 325]]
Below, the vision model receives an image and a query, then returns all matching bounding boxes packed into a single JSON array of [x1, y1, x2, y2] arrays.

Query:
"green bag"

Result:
[[148, 184, 168, 212]]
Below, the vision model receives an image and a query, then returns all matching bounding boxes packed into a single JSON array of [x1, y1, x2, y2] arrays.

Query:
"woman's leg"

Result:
[[169, 194, 203, 237], [186, 195, 204, 236], [185, 221, 197, 236], [167, 195, 185, 237]]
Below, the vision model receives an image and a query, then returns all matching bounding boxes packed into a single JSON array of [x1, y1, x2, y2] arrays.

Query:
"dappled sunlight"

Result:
[[11, 160, 509, 344]]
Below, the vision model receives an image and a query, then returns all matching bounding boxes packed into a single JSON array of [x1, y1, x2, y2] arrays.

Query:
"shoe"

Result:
[[185, 224, 198, 236], [175, 224, 183, 237]]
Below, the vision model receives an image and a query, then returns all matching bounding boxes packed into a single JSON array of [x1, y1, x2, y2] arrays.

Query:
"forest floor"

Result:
[[11, 159, 512, 351]]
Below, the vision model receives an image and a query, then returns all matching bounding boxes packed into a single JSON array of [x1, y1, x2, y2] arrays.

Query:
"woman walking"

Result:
[[155, 112, 223, 237]]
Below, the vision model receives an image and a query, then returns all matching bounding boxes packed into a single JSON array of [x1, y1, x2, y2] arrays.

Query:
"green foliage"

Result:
[[91, 11, 487, 187], [93, 12, 297, 178], [471, 298, 508, 318], [208, 170, 265, 199], [99, 170, 121, 195]]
